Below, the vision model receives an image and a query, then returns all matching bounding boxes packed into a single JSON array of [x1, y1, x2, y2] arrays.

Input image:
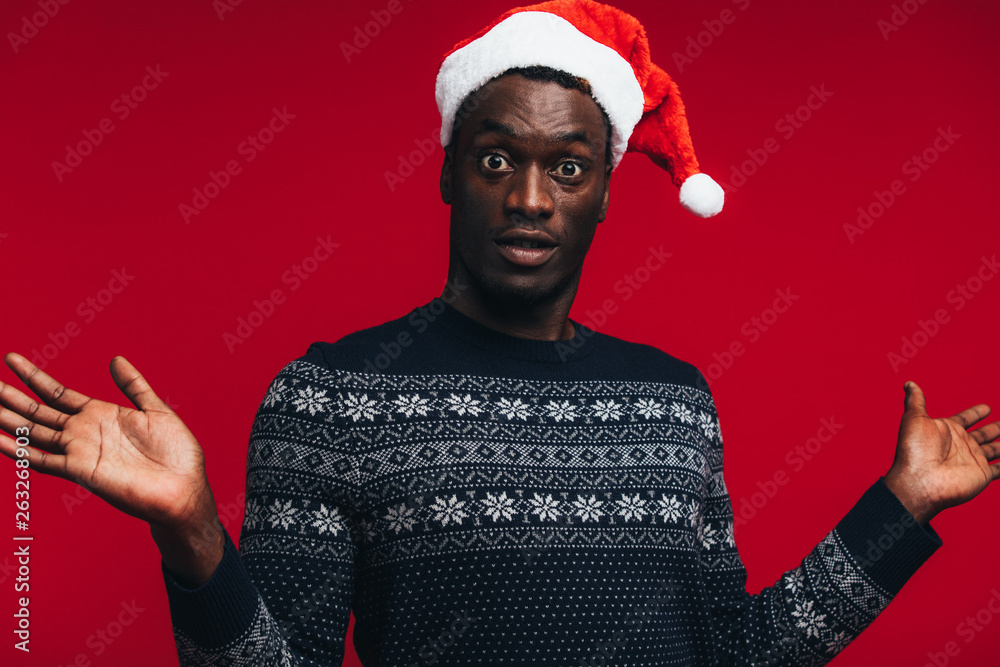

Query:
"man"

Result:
[[0, 1, 997, 665]]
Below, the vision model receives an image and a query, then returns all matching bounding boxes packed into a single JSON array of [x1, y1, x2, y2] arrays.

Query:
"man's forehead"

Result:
[[465, 75, 607, 137], [472, 117, 599, 151], [483, 73, 602, 113]]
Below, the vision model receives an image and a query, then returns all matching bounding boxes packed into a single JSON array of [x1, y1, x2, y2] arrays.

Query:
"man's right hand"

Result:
[[0, 352, 224, 587]]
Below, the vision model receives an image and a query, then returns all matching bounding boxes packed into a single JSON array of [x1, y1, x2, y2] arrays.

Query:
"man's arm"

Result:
[[700, 469, 940, 665], [161, 355, 359, 665], [0, 351, 359, 666], [695, 375, 997, 666]]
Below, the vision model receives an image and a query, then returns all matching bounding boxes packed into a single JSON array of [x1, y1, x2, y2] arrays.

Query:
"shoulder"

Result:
[[251, 314, 411, 422], [251, 310, 415, 401], [299, 310, 416, 372], [570, 325, 711, 395]]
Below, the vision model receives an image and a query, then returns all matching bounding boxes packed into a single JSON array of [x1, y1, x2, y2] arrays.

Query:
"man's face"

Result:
[[440, 74, 612, 308]]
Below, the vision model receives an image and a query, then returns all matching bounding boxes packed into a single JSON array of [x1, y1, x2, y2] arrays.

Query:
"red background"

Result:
[[1, 0, 998, 665]]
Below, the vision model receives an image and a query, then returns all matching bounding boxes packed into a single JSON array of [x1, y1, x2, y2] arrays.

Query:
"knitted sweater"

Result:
[[162, 297, 942, 666]]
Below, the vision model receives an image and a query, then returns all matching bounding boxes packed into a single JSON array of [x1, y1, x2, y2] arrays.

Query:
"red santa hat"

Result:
[[435, 0, 724, 218]]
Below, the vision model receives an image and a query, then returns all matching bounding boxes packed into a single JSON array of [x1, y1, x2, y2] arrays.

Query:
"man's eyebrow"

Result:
[[473, 119, 598, 151], [473, 119, 518, 138], [553, 129, 596, 150]]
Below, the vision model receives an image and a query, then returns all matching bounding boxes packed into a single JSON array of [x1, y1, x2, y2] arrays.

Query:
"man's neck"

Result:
[[441, 289, 577, 342]]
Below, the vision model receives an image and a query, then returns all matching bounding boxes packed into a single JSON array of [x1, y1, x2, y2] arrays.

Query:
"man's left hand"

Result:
[[884, 381, 1000, 525]]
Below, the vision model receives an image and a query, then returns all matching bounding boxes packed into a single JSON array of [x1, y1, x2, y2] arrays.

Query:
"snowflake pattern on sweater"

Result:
[[163, 300, 941, 666]]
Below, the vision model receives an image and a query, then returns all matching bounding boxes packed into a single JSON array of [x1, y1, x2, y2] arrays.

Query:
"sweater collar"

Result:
[[419, 297, 596, 364]]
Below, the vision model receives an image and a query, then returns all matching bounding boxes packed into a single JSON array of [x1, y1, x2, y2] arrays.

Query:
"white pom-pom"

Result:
[[679, 173, 725, 218]]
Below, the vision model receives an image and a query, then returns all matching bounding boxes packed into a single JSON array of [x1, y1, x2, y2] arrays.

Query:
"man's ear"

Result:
[[597, 163, 612, 223], [440, 145, 454, 205]]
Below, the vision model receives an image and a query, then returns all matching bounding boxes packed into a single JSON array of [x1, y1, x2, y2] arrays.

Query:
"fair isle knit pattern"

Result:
[[163, 298, 942, 666]]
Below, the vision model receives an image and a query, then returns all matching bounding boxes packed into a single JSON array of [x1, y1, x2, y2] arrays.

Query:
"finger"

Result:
[[951, 404, 991, 430], [982, 442, 1000, 463], [0, 378, 70, 431], [4, 352, 91, 413], [109, 356, 171, 413], [904, 381, 927, 416], [0, 431, 69, 480], [970, 420, 1000, 446], [0, 405, 66, 452]]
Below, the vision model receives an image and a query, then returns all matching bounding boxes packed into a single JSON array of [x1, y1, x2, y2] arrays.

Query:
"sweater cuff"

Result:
[[834, 476, 942, 597], [161, 529, 261, 649]]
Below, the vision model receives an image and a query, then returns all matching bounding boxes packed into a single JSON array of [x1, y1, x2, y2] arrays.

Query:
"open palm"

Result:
[[0, 352, 212, 529], [886, 381, 1000, 522]]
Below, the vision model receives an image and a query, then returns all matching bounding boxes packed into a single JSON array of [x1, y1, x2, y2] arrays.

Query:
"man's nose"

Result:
[[505, 163, 554, 220]]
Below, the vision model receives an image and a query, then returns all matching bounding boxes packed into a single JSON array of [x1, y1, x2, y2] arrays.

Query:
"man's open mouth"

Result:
[[493, 237, 559, 267], [497, 239, 556, 249]]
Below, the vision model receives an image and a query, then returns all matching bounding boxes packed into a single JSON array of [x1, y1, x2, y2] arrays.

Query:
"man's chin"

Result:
[[481, 274, 570, 308]]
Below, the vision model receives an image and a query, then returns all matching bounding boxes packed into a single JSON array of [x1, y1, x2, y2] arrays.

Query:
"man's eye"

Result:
[[556, 162, 583, 177], [480, 154, 511, 171]]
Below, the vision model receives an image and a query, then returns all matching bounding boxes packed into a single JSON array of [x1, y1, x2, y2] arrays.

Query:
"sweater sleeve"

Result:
[[162, 354, 360, 666], [696, 376, 942, 666]]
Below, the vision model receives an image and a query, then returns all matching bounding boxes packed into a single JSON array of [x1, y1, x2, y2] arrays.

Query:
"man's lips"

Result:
[[493, 238, 558, 267], [494, 229, 559, 247]]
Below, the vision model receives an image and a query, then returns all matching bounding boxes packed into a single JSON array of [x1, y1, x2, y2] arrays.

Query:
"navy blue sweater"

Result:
[[162, 297, 941, 665]]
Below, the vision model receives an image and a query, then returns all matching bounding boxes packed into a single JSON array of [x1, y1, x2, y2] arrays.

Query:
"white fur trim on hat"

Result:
[[435, 11, 644, 168]]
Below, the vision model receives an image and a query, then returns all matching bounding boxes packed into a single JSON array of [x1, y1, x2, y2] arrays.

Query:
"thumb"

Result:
[[109, 356, 172, 413], [904, 380, 927, 417]]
